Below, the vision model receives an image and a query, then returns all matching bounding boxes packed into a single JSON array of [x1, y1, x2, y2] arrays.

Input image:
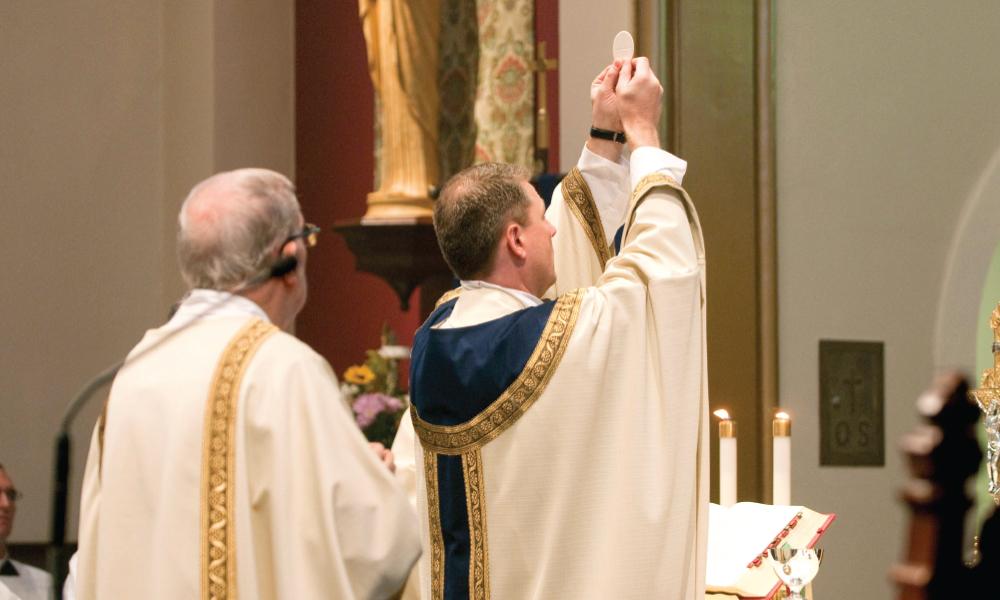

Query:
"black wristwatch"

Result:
[[589, 126, 626, 144]]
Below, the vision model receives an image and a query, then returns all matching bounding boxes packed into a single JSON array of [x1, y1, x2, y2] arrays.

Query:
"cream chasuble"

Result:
[[76, 296, 421, 600], [402, 145, 708, 600]]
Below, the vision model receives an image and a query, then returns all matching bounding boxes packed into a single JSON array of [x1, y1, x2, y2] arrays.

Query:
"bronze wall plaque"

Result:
[[819, 340, 885, 466]]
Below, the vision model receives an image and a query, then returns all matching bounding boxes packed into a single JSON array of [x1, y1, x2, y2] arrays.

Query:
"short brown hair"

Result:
[[433, 162, 532, 279]]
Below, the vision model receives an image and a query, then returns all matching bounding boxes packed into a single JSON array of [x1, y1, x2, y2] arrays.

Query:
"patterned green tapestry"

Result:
[[438, 0, 480, 182]]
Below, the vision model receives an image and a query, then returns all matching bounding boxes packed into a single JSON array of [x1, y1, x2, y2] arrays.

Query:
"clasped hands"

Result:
[[589, 57, 663, 159]]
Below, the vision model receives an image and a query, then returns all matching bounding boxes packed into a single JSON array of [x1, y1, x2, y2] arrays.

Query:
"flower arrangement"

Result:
[[341, 324, 409, 448]]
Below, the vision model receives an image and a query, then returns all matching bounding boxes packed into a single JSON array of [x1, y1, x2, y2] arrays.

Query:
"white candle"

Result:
[[714, 409, 737, 507], [773, 411, 791, 505]]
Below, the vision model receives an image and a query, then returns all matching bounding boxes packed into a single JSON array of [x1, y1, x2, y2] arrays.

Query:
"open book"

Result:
[[706, 503, 836, 599]]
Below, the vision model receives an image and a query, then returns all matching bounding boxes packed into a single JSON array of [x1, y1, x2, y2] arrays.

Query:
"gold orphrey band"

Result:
[[200, 319, 277, 600]]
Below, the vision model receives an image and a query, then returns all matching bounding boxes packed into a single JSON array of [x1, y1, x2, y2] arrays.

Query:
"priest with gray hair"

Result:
[[75, 168, 421, 599]]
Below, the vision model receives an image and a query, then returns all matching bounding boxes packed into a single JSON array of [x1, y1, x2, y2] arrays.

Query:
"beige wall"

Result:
[[558, 0, 631, 171], [776, 1, 1000, 597], [0, 1, 294, 543]]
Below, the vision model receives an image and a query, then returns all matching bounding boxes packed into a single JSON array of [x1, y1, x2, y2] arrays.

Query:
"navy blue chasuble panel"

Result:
[[613, 224, 625, 255], [437, 454, 469, 599], [411, 297, 556, 600], [410, 298, 556, 426]]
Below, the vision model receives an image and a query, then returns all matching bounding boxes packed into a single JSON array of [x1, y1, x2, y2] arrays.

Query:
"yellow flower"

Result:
[[344, 364, 375, 385]]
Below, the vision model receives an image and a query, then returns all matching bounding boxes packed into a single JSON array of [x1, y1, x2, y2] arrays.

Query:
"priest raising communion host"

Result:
[[74, 169, 421, 599], [399, 56, 709, 599]]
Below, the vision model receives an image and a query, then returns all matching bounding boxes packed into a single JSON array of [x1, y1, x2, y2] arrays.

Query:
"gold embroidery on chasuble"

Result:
[[562, 167, 613, 269], [414, 289, 583, 599], [462, 449, 490, 600], [622, 173, 685, 242], [423, 449, 446, 600], [412, 288, 584, 454], [434, 287, 463, 310], [200, 319, 277, 600]]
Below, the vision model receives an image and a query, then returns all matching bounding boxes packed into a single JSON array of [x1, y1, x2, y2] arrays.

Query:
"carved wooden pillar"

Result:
[[891, 373, 982, 599]]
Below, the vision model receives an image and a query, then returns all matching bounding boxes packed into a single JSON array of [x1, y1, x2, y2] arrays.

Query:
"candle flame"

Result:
[[713, 409, 731, 420], [775, 411, 790, 420]]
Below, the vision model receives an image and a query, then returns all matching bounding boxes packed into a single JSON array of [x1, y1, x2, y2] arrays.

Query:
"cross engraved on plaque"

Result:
[[819, 340, 885, 466]]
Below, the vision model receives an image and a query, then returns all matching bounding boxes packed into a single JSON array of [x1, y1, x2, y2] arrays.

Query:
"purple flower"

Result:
[[384, 395, 403, 412], [353, 393, 402, 429]]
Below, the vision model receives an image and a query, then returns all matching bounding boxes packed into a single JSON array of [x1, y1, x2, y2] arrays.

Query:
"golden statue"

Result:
[[971, 302, 1000, 503], [977, 305, 1000, 390], [991, 305, 1000, 345], [359, 0, 441, 221]]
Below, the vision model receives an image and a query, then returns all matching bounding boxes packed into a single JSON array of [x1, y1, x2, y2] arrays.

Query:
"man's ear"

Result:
[[279, 242, 299, 284], [505, 222, 526, 260]]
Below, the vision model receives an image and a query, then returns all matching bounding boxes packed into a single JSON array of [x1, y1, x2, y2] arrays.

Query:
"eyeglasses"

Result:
[[284, 223, 320, 249], [0, 488, 22, 503]]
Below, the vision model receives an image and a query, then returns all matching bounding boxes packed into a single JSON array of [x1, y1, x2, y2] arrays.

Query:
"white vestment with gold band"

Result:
[[400, 145, 709, 600], [76, 296, 421, 600]]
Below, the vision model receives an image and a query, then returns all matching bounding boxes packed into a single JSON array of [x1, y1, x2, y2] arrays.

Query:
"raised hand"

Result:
[[588, 62, 625, 161], [615, 57, 662, 149], [591, 61, 623, 131]]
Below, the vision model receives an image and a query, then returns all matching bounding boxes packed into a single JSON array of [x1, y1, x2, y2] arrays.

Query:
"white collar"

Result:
[[165, 289, 270, 329], [459, 280, 542, 308]]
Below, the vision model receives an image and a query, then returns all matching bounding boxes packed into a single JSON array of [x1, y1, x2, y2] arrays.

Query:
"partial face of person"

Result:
[[291, 226, 309, 314], [282, 216, 319, 326], [518, 181, 557, 297], [0, 469, 16, 542]]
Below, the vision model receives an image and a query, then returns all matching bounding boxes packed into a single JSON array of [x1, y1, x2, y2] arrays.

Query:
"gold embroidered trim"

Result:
[[562, 167, 613, 268], [635, 172, 680, 193], [200, 319, 277, 600], [622, 173, 684, 243], [411, 288, 584, 454], [423, 449, 445, 600], [463, 449, 490, 600], [435, 287, 463, 309]]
